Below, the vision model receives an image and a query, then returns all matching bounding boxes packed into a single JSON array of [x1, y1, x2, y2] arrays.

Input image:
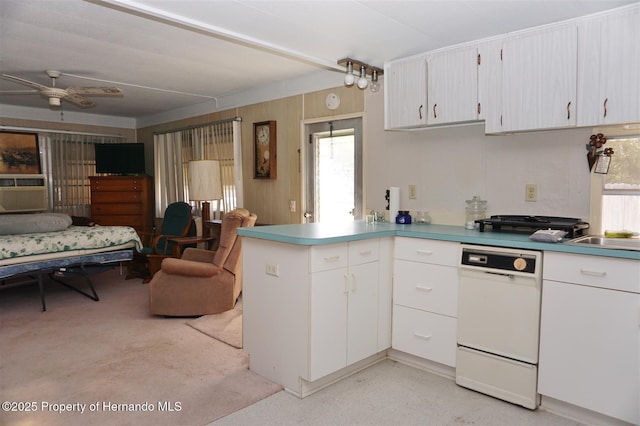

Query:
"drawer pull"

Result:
[[359, 250, 372, 256], [415, 285, 433, 292], [580, 269, 607, 277], [344, 274, 349, 294], [414, 332, 432, 340], [324, 255, 340, 262], [416, 250, 433, 256]]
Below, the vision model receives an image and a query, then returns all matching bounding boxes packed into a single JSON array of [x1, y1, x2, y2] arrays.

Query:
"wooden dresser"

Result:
[[89, 175, 153, 235]]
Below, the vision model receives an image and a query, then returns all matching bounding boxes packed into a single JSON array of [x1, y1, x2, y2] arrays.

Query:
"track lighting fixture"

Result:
[[344, 60, 355, 87], [370, 69, 380, 93], [337, 58, 383, 93], [357, 66, 368, 89]]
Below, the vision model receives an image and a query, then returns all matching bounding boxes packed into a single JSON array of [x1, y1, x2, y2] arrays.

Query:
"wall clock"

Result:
[[325, 93, 340, 110], [253, 120, 277, 179]]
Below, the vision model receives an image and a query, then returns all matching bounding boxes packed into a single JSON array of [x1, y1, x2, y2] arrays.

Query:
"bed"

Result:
[[0, 214, 143, 311]]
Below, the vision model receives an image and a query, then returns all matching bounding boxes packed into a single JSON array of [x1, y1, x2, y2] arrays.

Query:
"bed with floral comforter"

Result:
[[0, 223, 144, 310], [0, 225, 143, 263]]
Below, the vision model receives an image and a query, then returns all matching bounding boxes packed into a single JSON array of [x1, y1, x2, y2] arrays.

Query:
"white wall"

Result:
[[364, 87, 592, 226]]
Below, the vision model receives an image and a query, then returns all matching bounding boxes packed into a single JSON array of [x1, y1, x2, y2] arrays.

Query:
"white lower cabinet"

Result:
[[308, 239, 381, 381], [539, 252, 640, 424], [392, 238, 459, 367], [243, 236, 392, 398]]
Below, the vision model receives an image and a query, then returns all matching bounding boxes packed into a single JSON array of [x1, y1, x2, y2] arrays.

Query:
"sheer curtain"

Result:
[[40, 132, 124, 216], [153, 117, 242, 218]]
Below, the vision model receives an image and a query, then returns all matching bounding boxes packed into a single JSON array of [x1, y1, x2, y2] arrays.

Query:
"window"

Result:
[[154, 118, 242, 219], [601, 136, 640, 233], [40, 132, 124, 216]]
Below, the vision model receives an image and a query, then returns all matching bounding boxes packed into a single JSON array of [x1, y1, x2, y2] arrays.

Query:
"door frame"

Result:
[[300, 113, 364, 223]]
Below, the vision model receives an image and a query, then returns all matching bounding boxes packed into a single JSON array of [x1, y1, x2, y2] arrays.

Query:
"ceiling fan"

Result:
[[0, 70, 123, 108]]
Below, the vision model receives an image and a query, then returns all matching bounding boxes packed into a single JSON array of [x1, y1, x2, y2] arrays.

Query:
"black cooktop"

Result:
[[476, 215, 590, 238]]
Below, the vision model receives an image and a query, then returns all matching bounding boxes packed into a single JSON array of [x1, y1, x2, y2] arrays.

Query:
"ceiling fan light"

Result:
[[357, 66, 368, 89], [49, 97, 61, 107]]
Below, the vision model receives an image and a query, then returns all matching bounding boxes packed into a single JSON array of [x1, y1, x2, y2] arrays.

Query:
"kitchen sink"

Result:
[[569, 235, 640, 251]]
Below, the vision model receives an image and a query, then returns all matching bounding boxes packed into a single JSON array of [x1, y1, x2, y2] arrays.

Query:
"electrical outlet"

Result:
[[408, 184, 417, 200], [289, 200, 296, 212], [525, 184, 537, 202], [265, 263, 280, 277]]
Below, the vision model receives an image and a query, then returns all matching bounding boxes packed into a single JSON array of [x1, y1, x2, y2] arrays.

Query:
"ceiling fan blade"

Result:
[[0, 89, 40, 94], [63, 92, 96, 108], [0, 74, 48, 90], [66, 87, 123, 96]]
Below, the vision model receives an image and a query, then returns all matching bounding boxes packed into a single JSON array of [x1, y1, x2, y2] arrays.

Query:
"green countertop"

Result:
[[237, 221, 640, 260]]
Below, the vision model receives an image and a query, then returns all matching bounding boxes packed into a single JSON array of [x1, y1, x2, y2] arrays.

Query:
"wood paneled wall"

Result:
[[138, 85, 364, 225]]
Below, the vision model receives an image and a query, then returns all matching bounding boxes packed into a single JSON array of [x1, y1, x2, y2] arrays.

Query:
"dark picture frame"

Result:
[[253, 120, 277, 179], [0, 131, 41, 174]]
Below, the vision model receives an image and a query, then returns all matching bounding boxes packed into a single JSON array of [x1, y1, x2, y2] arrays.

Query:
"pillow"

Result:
[[0, 213, 73, 235]]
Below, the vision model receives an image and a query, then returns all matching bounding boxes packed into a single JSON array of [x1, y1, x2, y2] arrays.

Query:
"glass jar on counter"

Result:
[[396, 210, 412, 224], [465, 196, 487, 229], [415, 211, 432, 224]]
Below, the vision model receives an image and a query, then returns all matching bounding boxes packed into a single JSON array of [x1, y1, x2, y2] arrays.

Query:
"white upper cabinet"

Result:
[[500, 24, 578, 132], [384, 56, 427, 129], [477, 39, 504, 133], [426, 46, 479, 126], [577, 4, 640, 126]]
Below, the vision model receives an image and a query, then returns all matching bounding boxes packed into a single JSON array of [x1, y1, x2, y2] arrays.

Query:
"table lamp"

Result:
[[188, 160, 223, 222]]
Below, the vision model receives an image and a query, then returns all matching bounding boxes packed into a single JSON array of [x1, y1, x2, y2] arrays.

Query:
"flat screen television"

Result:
[[94, 143, 146, 175]]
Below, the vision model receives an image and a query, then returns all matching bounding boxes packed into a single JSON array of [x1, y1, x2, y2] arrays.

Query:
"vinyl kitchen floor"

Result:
[[211, 359, 584, 426]]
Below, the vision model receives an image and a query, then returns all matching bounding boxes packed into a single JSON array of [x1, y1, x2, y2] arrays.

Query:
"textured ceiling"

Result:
[[0, 0, 636, 124]]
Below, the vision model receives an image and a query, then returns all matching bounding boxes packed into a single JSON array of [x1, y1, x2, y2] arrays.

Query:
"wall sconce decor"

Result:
[[338, 58, 383, 93], [585, 133, 614, 173]]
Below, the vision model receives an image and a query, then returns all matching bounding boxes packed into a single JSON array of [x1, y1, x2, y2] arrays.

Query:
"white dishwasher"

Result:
[[456, 245, 542, 409]]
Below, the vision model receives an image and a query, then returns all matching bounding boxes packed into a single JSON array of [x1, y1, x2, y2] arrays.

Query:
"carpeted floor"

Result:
[[187, 297, 243, 349], [0, 266, 281, 426]]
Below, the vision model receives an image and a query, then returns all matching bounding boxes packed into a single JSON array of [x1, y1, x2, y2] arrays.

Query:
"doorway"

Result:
[[303, 118, 363, 224]]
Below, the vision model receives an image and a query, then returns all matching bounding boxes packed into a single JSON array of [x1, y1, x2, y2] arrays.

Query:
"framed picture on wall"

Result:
[[253, 120, 277, 179], [0, 131, 41, 174]]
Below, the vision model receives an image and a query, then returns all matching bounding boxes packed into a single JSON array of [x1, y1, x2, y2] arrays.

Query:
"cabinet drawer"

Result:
[[544, 252, 640, 293], [392, 305, 457, 367], [91, 191, 144, 203], [348, 239, 379, 265], [310, 244, 348, 273], [394, 237, 459, 266], [92, 215, 144, 227], [91, 203, 144, 215], [91, 179, 147, 192], [393, 260, 458, 316]]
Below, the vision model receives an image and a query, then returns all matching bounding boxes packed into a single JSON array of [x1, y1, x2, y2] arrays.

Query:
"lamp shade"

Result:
[[188, 160, 223, 201]]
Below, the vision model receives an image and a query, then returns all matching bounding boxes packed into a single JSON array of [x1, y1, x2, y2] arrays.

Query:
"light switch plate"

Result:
[[408, 184, 417, 199]]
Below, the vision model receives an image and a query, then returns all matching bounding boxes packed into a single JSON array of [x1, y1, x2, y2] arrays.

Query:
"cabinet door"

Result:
[[577, 5, 640, 126], [539, 280, 640, 424], [501, 24, 577, 132], [427, 46, 478, 125], [347, 262, 379, 365], [477, 39, 503, 133], [309, 268, 348, 381], [384, 56, 427, 129]]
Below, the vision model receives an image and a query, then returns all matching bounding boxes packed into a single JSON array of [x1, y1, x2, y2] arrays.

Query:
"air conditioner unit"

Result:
[[0, 174, 48, 213]]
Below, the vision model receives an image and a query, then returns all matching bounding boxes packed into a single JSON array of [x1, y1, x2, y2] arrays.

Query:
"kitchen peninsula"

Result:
[[238, 221, 639, 425]]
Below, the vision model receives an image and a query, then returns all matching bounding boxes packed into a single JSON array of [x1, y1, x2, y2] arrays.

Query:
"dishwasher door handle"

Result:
[[484, 271, 515, 279]]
